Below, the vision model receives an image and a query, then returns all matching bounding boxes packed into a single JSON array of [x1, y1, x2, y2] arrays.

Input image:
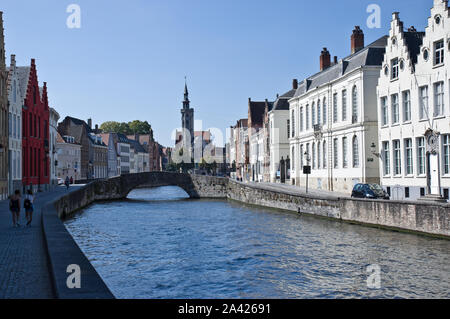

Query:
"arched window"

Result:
[[322, 97, 327, 124], [312, 102, 316, 126], [317, 100, 321, 125], [317, 142, 321, 169], [352, 85, 358, 123], [323, 141, 327, 169], [312, 142, 316, 169], [292, 146, 295, 170], [352, 136, 359, 167]]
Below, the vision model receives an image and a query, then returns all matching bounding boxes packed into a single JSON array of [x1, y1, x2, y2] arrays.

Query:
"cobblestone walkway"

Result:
[[0, 185, 82, 299]]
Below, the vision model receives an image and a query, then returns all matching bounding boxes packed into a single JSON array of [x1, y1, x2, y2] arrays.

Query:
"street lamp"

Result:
[[303, 151, 311, 194]]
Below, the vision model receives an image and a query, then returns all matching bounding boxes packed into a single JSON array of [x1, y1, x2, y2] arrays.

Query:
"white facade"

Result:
[[117, 142, 130, 174], [289, 37, 386, 193], [7, 55, 22, 194], [249, 128, 264, 182], [49, 107, 59, 186], [269, 108, 290, 183], [377, 2, 450, 202], [56, 135, 81, 181]]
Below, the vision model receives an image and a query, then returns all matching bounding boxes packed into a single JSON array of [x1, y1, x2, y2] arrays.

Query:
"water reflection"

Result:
[[64, 186, 450, 299]]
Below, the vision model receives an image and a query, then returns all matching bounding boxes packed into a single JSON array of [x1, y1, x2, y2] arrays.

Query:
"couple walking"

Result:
[[9, 190, 35, 228]]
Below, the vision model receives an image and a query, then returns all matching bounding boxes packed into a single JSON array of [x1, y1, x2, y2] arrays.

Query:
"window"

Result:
[[417, 137, 426, 175], [391, 58, 399, 79], [391, 94, 399, 124], [405, 187, 410, 198], [13, 80, 16, 103], [300, 107, 304, 132], [342, 137, 348, 168], [323, 141, 327, 169], [333, 93, 338, 123], [402, 90, 411, 122], [405, 138, 413, 176], [393, 140, 401, 175], [434, 40, 444, 65], [312, 102, 316, 126], [381, 97, 388, 126], [291, 147, 295, 170], [317, 100, 321, 126], [287, 119, 290, 139], [434, 81, 444, 117], [8, 112, 12, 136], [420, 188, 425, 197], [300, 144, 304, 168], [333, 138, 338, 168], [383, 141, 390, 176], [291, 110, 295, 138], [419, 86, 428, 120], [352, 136, 359, 167], [317, 142, 321, 169], [306, 105, 310, 130], [342, 90, 347, 121], [352, 86, 358, 123], [322, 98, 327, 124], [312, 142, 316, 169], [443, 135, 450, 175]]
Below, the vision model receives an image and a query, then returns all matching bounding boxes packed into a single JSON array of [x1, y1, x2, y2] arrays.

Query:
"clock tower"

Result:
[[181, 80, 194, 154]]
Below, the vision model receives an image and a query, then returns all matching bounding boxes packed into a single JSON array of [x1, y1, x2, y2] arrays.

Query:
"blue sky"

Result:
[[1, 0, 432, 146]]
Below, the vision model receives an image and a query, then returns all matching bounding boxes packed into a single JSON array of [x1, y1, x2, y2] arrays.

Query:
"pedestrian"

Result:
[[24, 190, 34, 227], [70, 176, 73, 184], [65, 176, 70, 190], [9, 190, 21, 227]]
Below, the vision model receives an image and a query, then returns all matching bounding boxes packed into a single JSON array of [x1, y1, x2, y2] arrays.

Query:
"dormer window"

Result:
[[434, 40, 444, 65], [391, 58, 399, 80], [423, 49, 429, 61], [435, 15, 441, 25]]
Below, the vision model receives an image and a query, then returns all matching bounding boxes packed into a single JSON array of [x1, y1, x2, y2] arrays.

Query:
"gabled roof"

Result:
[[129, 139, 147, 153], [293, 36, 388, 98], [16, 66, 30, 101]]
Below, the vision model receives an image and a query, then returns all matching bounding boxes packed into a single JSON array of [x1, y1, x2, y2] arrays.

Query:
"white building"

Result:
[[6, 54, 22, 194], [377, 2, 450, 202], [49, 107, 60, 186], [269, 86, 296, 183], [289, 27, 386, 193], [250, 128, 265, 182], [56, 133, 81, 181], [129, 139, 148, 173]]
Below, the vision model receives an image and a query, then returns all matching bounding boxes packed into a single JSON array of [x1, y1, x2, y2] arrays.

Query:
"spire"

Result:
[[184, 76, 189, 101]]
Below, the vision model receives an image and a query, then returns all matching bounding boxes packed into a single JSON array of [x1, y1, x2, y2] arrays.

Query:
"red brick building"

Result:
[[19, 59, 50, 192]]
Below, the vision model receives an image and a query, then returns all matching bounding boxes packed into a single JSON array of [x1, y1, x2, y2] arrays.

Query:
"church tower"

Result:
[[181, 80, 194, 152]]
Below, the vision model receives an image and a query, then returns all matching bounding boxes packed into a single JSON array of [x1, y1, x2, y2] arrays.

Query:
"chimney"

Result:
[[87, 118, 92, 129], [320, 48, 331, 71], [292, 79, 298, 90], [31, 58, 36, 68], [334, 56, 338, 64], [408, 26, 417, 32], [95, 124, 99, 132], [351, 26, 364, 54]]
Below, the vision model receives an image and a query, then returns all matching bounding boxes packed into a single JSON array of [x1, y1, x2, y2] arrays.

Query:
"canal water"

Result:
[[64, 186, 450, 299]]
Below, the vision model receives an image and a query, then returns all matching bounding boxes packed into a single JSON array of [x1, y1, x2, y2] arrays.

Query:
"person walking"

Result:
[[70, 176, 73, 185], [65, 176, 70, 190], [9, 190, 21, 227], [24, 190, 35, 227]]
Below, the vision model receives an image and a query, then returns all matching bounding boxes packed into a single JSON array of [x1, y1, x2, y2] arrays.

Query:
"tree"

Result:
[[129, 120, 152, 134], [100, 121, 121, 133], [100, 120, 152, 135]]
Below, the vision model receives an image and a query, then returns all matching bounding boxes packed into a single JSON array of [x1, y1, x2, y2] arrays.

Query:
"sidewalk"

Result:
[[0, 185, 83, 299], [242, 181, 351, 199]]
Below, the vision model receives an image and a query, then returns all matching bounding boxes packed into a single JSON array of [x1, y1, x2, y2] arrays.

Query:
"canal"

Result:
[[64, 186, 450, 299]]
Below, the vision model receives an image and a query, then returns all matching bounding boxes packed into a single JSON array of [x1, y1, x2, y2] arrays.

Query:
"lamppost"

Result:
[[303, 151, 311, 194]]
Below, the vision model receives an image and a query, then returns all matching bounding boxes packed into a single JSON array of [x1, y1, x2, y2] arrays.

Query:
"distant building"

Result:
[[58, 117, 107, 179], [128, 138, 149, 173], [49, 107, 60, 185], [129, 133, 163, 172], [56, 133, 81, 181], [248, 98, 266, 182]]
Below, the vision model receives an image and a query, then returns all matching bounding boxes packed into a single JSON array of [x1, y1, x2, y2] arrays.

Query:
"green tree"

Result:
[[100, 121, 121, 133], [129, 120, 152, 134]]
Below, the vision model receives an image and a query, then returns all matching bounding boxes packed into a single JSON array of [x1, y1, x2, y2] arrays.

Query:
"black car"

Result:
[[351, 183, 390, 200]]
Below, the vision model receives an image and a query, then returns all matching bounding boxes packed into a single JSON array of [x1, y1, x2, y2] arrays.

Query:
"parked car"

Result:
[[57, 178, 64, 186], [351, 183, 390, 200]]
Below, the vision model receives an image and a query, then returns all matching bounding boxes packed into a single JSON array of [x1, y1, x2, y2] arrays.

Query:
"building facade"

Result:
[[0, 12, 8, 199], [289, 28, 386, 193], [180, 82, 194, 155], [377, 2, 450, 202], [7, 54, 22, 194], [56, 133, 81, 181], [21, 60, 50, 193], [49, 107, 59, 186]]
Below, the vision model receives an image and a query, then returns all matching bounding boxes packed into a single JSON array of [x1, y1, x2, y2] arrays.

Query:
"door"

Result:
[[428, 152, 440, 195]]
